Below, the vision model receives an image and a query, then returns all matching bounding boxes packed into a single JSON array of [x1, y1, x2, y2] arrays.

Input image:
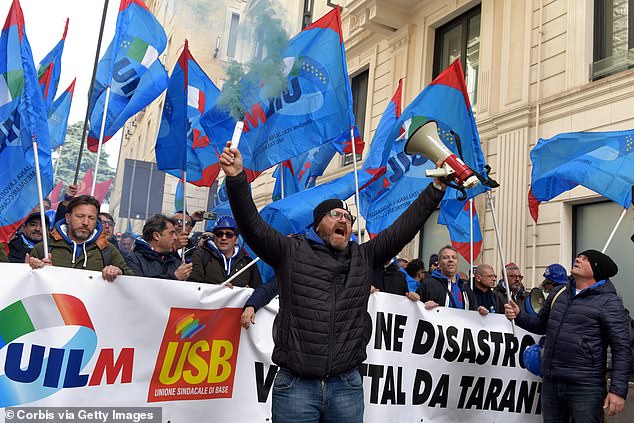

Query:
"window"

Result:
[[593, 0, 634, 79], [342, 69, 368, 166], [433, 5, 481, 110], [574, 201, 634, 310], [227, 13, 240, 58]]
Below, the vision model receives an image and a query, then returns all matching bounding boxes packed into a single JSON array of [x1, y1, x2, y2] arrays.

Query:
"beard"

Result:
[[26, 232, 42, 242], [319, 225, 350, 251], [71, 227, 91, 241]]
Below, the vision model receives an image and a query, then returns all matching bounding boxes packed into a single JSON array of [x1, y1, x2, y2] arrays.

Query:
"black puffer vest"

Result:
[[274, 238, 372, 377]]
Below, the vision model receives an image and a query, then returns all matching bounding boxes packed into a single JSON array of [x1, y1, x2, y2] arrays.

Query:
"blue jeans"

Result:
[[541, 377, 605, 423], [272, 368, 364, 423]]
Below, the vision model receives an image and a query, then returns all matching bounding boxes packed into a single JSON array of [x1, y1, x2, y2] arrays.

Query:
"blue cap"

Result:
[[213, 215, 237, 233], [543, 264, 568, 285]]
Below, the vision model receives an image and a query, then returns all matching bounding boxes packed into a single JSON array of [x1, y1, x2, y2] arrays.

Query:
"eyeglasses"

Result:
[[100, 220, 114, 227], [176, 219, 192, 227], [508, 274, 524, 280], [214, 231, 236, 239], [327, 210, 355, 224]]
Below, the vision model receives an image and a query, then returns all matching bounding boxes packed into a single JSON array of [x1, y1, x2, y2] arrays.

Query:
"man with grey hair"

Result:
[[407, 245, 476, 310], [496, 262, 527, 312], [473, 264, 506, 315]]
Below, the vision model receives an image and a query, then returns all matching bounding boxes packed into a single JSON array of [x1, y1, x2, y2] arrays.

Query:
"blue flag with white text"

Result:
[[200, 7, 356, 173], [156, 41, 221, 186], [360, 63, 487, 261], [0, 0, 53, 243], [88, 0, 168, 152]]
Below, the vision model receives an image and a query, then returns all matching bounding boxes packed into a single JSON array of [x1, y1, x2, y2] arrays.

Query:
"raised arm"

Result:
[[364, 182, 445, 268], [220, 142, 289, 266]]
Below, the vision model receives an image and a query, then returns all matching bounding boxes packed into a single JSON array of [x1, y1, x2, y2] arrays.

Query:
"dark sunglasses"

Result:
[[214, 231, 236, 239], [176, 219, 192, 227], [200, 234, 212, 241]]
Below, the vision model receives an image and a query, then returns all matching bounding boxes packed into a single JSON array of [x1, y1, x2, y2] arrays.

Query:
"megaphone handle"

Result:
[[438, 177, 468, 201]]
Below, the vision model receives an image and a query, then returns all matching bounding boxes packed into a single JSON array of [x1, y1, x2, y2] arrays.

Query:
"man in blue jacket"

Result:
[[505, 249, 631, 421], [407, 245, 477, 311]]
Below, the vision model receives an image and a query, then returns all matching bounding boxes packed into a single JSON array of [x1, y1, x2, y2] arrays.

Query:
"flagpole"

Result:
[[280, 165, 285, 199], [469, 198, 474, 289], [349, 126, 363, 243], [486, 190, 515, 334], [91, 85, 111, 195], [126, 159, 137, 232], [74, 0, 110, 185], [180, 39, 189, 262], [32, 140, 50, 258], [222, 257, 261, 286], [181, 172, 187, 261], [601, 208, 628, 253]]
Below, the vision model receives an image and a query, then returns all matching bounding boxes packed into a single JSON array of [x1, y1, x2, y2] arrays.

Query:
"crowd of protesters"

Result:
[[1, 165, 631, 422]]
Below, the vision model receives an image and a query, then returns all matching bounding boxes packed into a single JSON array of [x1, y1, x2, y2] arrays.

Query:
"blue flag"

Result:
[[361, 63, 488, 260], [529, 130, 634, 221], [37, 18, 67, 111], [271, 142, 337, 201], [0, 0, 53, 243], [262, 170, 373, 236], [156, 41, 221, 186], [88, 0, 168, 152], [438, 196, 482, 262], [48, 78, 74, 150], [200, 7, 356, 173]]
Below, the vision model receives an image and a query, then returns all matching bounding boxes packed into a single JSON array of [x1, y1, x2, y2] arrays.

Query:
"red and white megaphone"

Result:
[[404, 120, 480, 190]]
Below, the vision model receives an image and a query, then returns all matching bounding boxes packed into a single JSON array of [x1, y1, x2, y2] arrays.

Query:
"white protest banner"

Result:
[[0, 264, 542, 422]]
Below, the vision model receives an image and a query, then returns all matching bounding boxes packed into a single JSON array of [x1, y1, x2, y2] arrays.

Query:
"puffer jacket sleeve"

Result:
[[601, 296, 631, 398], [244, 279, 279, 311], [363, 183, 444, 268], [226, 171, 289, 268], [248, 261, 263, 289], [515, 286, 556, 335]]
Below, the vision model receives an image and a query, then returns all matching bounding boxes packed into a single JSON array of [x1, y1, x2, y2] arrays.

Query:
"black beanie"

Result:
[[580, 249, 618, 281], [313, 199, 350, 228]]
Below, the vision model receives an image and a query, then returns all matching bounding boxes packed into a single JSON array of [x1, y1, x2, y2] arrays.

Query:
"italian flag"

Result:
[[187, 86, 205, 113], [127, 36, 159, 68], [0, 70, 24, 108]]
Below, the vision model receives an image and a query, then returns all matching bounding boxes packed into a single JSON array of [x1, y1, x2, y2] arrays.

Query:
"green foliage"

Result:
[[52, 121, 116, 203]]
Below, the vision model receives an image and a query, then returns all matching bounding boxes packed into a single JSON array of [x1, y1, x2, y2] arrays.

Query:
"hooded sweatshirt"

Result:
[[31, 219, 133, 274], [189, 239, 262, 288]]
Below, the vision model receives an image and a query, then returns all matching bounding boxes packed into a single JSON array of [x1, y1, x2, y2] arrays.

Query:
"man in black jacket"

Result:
[[372, 259, 408, 295], [472, 264, 505, 315], [220, 142, 444, 423], [505, 249, 630, 421], [8, 212, 49, 263], [407, 245, 477, 311], [126, 214, 192, 280]]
